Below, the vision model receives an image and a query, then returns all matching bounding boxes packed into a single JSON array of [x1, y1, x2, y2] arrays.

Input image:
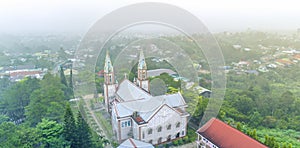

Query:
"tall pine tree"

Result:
[[76, 111, 93, 148], [69, 68, 74, 98], [63, 103, 77, 147], [60, 66, 68, 87], [60, 66, 72, 100]]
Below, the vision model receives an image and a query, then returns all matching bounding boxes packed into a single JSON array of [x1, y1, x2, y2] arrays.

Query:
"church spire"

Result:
[[104, 50, 114, 85], [138, 50, 147, 70], [104, 50, 113, 73], [137, 49, 149, 92], [103, 50, 117, 113]]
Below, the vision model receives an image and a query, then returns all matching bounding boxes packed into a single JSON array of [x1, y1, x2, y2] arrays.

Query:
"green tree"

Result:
[[0, 77, 40, 124], [249, 111, 263, 127], [25, 73, 66, 126], [60, 66, 73, 100], [0, 122, 41, 147], [36, 118, 67, 148], [63, 103, 77, 148], [279, 91, 295, 113], [0, 114, 9, 124], [236, 122, 242, 131], [69, 68, 74, 98], [233, 95, 255, 115], [60, 66, 68, 87], [76, 111, 93, 148]]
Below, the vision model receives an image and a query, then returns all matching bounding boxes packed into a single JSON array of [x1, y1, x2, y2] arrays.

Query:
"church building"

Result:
[[103, 50, 189, 145]]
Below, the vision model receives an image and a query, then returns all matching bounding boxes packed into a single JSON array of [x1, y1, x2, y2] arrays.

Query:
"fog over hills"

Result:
[[0, 0, 300, 34]]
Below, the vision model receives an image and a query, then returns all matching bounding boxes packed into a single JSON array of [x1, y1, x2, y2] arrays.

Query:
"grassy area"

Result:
[[94, 111, 114, 139]]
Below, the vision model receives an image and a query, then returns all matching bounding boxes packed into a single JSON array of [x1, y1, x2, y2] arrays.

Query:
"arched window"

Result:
[[157, 137, 162, 144], [148, 128, 152, 135], [167, 124, 171, 130], [176, 132, 180, 138], [157, 126, 162, 132], [176, 122, 180, 128]]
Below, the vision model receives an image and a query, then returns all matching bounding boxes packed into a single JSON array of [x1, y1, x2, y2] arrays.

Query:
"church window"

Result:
[[127, 121, 131, 126], [176, 122, 180, 128], [157, 126, 162, 132], [121, 120, 131, 128], [167, 124, 171, 130], [148, 128, 153, 134], [142, 132, 145, 139]]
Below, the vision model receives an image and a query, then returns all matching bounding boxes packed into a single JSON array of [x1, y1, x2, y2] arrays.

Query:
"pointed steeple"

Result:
[[136, 49, 149, 92], [103, 50, 114, 85], [103, 50, 117, 113], [138, 50, 147, 70], [104, 50, 113, 73]]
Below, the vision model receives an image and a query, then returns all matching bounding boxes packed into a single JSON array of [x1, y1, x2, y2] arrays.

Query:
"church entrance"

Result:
[[167, 135, 171, 141], [176, 132, 180, 138]]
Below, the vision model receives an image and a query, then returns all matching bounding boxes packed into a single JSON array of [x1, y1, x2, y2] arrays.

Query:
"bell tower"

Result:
[[103, 51, 117, 113], [136, 50, 149, 92]]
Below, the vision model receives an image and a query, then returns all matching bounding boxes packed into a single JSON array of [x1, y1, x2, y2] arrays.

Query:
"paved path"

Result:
[[83, 94, 113, 148]]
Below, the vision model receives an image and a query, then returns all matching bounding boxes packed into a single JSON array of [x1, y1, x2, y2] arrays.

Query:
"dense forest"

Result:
[[0, 70, 107, 147]]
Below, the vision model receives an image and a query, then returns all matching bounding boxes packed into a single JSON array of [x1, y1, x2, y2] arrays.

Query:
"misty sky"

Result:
[[1, 0, 300, 33]]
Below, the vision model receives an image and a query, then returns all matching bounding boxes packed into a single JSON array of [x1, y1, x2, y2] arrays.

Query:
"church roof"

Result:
[[117, 138, 154, 148], [114, 79, 187, 121], [197, 118, 268, 148], [116, 79, 152, 102]]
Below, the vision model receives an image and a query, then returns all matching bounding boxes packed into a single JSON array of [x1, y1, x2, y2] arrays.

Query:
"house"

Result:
[[196, 118, 268, 148], [193, 86, 211, 98], [118, 138, 154, 148], [275, 58, 293, 66], [103, 50, 189, 145], [5, 68, 45, 82], [293, 54, 300, 61]]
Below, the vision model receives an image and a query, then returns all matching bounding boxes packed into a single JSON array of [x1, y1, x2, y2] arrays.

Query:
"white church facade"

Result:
[[103, 50, 189, 145]]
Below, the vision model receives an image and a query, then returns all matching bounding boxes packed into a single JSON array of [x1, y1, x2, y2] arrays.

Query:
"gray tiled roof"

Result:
[[116, 79, 151, 102], [114, 79, 186, 121], [118, 138, 154, 148]]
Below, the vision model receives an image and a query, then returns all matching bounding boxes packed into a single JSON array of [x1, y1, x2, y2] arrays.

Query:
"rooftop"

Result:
[[197, 118, 268, 148], [118, 138, 154, 148]]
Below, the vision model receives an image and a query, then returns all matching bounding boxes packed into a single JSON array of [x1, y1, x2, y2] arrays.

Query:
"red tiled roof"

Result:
[[197, 118, 267, 148], [10, 71, 41, 77], [134, 116, 145, 123], [97, 70, 104, 76], [293, 54, 300, 60], [276, 59, 293, 65]]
